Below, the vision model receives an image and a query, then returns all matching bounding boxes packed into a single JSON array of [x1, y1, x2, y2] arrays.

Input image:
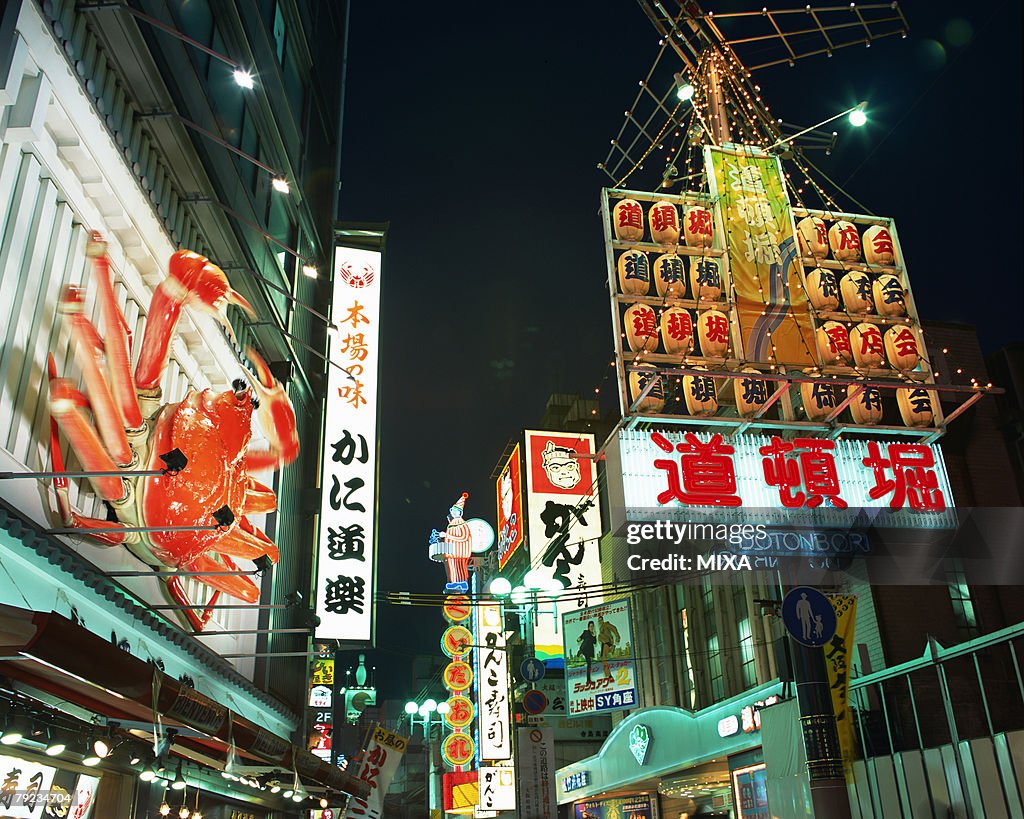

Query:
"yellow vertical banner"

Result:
[[704, 145, 816, 367], [826, 594, 858, 778]]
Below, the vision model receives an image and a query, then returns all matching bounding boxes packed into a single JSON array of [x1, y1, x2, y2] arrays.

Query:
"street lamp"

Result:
[[765, 101, 869, 152], [404, 698, 448, 816]]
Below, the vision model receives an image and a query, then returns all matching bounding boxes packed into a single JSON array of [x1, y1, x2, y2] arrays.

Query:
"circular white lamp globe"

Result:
[[422, 699, 437, 713], [436, 702, 451, 715], [488, 577, 512, 597], [677, 83, 695, 101], [510, 585, 530, 605], [524, 569, 549, 590], [849, 107, 867, 127], [404, 701, 419, 715]]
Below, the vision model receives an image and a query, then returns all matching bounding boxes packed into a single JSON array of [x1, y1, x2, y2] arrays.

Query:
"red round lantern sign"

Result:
[[443, 661, 474, 693], [443, 696, 475, 729], [441, 732, 476, 768], [441, 625, 473, 658], [442, 595, 472, 624]]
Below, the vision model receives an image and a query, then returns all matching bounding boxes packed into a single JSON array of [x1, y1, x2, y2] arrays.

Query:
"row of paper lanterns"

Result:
[[816, 321, 923, 372], [612, 198, 715, 247], [629, 366, 937, 427], [617, 249, 725, 301], [623, 304, 731, 357], [805, 267, 907, 317], [796, 215, 897, 266]]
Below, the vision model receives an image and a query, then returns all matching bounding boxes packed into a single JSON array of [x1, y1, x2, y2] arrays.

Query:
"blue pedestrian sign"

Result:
[[782, 586, 837, 647], [520, 657, 546, 684]]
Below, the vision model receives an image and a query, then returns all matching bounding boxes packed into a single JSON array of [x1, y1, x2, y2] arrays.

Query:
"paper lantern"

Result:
[[847, 383, 884, 425], [624, 303, 660, 352], [840, 272, 874, 314], [660, 307, 694, 356], [683, 368, 718, 415], [863, 224, 896, 265], [649, 200, 681, 245], [628, 364, 666, 413], [735, 368, 772, 418], [689, 256, 723, 302], [697, 309, 730, 358], [873, 274, 907, 317], [815, 321, 852, 366], [897, 386, 936, 427], [613, 199, 645, 241], [828, 221, 862, 262], [617, 250, 650, 296], [683, 205, 714, 248], [884, 325, 922, 371], [801, 374, 837, 421], [850, 322, 886, 369], [654, 253, 687, 298], [796, 216, 829, 258], [805, 268, 840, 311]]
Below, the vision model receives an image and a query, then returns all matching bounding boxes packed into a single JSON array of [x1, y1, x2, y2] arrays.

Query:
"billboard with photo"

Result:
[[496, 443, 525, 569], [562, 598, 637, 718]]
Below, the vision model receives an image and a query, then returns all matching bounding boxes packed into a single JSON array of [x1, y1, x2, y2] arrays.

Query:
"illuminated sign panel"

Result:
[[617, 429, 954, 527], [524, 430, 604, 663], [562, 599, 637, 718], [479, 766, 516, 811], [496, 443, 525, 569], [476, 603, 512, 760], [316, 245, 382, 643]]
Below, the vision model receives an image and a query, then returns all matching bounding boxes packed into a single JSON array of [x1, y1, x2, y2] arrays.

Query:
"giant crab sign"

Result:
[[47, 233, 299, 631]]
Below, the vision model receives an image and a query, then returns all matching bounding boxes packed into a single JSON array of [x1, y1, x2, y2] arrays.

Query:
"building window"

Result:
[[734, 586, 757, 688], [707, 633, 725, 702], [273, 1, 287, 64], [680, 609, 696, 709], [948, 561, 978, 641]]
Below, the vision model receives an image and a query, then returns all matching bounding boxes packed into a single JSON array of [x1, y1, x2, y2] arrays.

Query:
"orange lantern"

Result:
[[441, 625, 473, 658], [847, 382, 884, 425], [617, 249, 651, 296], [884, 325, 922, 372], [683, 368, 718, 415], [697, 309, 730, 358], [613, 198, 645, 241], [443, 660, 474, 693], [897, 386, 936, 427], [828, 220, 862, 262], [873, 274, 907, 317], [840, 271, 874, 314], [689, 256, 723, 302], [660, 307, 694, 356], [735, 368, 772, 418], [441, 733, 476, 768], [805, 268, 840, 311], [863, 224, 895, 265], [683, 205, 714, 248], [628, 364, 666, 413], [816, 321, 853, 366], [796, 215, 829, 258], [850, 322, 886, 369], [443, 696, 475, 729], [801, 373, 837, 422], [649, 200, 681, 245], [653, 253, 687, 298], [624, 304, 660, 352]]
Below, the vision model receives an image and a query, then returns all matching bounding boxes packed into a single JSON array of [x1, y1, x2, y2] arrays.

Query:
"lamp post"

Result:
[[404, 699, 449, 815]]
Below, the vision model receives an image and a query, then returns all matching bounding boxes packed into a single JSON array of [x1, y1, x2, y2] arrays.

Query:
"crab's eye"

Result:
[[250, 395, 261, 410]]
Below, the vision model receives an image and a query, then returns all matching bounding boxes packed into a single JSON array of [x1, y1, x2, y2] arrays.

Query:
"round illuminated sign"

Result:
[[441, 732, 476, 767], [442, 660, 474, 693], [443, 595, 473, 624], [443, 696, 475, 729], [441, 625, 473, 658]]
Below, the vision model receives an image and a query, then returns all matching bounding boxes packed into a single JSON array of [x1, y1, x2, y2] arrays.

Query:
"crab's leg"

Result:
[[59, 287, 133, 466], [241, 476, 277, 515], [215, 517, 280, 563], [188, 552, 261, 603], [135, 250, 255, 393], [47, 359, 127, 545], [49, 375, 128, 504], [242, 348, 299, 472], [166, 573, 222, 631], [85, 234, 143, 430]]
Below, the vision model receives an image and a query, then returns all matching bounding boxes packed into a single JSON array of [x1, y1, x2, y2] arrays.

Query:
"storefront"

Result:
[[556, 682, 782, 817]]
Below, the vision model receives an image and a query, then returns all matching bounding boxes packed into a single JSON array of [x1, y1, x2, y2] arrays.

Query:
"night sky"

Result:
[[337, 1, 1023, 701]]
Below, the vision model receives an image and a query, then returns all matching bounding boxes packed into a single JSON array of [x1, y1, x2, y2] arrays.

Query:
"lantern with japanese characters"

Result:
[[801, 372, 837, 421], [649, 200, 681, 245], [654, 253, 687, 298], [796, 215, 829, 258], [683, 205, 714, 248], [840, 271, 874, 314], [629, 363, 666, 413], [735, 368, 772, 418], [624, 303, 660, 352], [613, 198, 645, 241], [805, 268, 840, 311], [873, 274, 907, 317], [660, 307, 694, 356], [617, 249, 651, 296], [863, 224, 895, 265], [850, 322, 886, 369], [816, 321, 853, 366], [829, 220, 862, 262], [697, 309, 730, 358], [897, 386, 936, 427], [848, 382, 884, 425], [689, 256, 723, 302], [683, 367, 718, 415], [884, 325, 922, 372]]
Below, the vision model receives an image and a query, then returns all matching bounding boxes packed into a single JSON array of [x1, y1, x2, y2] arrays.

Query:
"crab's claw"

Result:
[[243, 347, 299, 472], [135, 251, 256, 392]]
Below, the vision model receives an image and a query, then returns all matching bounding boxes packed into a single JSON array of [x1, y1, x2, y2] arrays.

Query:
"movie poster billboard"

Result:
[[562, 598, 637, 718], [524, 430, 604, 664]]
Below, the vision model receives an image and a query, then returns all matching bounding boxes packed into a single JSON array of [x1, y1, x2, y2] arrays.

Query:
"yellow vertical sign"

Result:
[[826, 594, 858, 778], [704, 145, 816, 366]]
